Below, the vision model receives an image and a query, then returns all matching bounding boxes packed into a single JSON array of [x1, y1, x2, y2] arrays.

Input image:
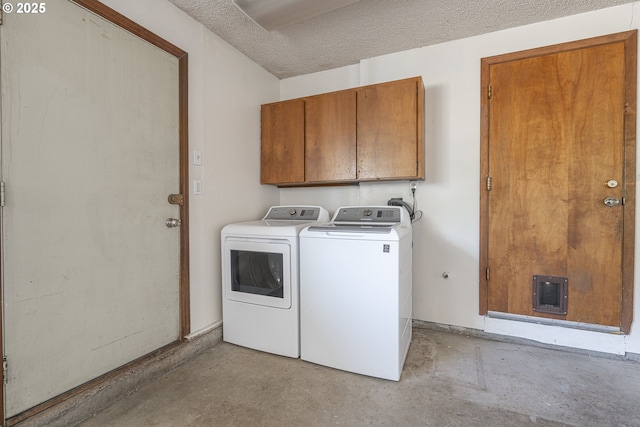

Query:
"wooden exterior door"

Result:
[[480, 31, 637, 332]]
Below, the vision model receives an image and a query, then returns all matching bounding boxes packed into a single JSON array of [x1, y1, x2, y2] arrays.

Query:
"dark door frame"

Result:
[[479, 30, 637, 333]]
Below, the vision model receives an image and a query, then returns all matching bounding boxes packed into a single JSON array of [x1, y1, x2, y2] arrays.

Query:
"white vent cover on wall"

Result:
[[232, 0, 360, 31]]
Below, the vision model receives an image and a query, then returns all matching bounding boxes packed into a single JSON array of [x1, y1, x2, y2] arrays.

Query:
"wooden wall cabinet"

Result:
[[260, 76, 424, 186], [357, 78, 424, 180], [305, 89, 357, 183], [260, 99, 305, 185]]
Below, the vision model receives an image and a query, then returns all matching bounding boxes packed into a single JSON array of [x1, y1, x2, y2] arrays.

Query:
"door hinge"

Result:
[[3, 356, 8, 384], [0, 181, 5, 207], [488, 84, 493, 99], [0, 3, 3, 26], [486, 268, 490, 281], [486, 176, 492, 191]]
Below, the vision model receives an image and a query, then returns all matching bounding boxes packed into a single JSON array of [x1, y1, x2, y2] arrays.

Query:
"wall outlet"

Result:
[[193, 179, 202, 195], [410, 181, 417, 191]]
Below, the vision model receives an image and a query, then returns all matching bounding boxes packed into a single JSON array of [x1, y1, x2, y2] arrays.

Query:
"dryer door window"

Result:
[[223, 239, 292, 309], [231, 250, 284, 298]]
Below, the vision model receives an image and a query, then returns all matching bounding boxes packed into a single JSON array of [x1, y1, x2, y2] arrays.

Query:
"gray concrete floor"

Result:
[[75, 327, 640, 427]]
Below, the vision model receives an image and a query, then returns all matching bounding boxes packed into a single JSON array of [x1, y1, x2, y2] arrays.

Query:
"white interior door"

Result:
[[1, 0, 183, 416]]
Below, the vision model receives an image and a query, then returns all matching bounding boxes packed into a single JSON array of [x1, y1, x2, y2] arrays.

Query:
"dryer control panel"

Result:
[[264, 206, 326, 221]]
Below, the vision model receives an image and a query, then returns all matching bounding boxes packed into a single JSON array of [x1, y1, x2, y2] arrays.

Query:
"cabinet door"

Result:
[[357, 78, 424, 180], [305, 90, 356, 182], [261, 99, 305, 185]]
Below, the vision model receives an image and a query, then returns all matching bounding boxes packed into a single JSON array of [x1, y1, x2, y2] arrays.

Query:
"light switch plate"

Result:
[[193, 150, 202, 166]]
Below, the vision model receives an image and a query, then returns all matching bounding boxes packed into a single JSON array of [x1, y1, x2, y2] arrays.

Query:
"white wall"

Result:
[[99, 0, 640, 355], [280, 2, 640, 355], [99, 0, 280, 335]]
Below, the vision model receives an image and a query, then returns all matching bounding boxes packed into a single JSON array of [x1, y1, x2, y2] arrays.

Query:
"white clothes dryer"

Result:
[[299, 206, 412, 380], [221, 206, 329, 358]]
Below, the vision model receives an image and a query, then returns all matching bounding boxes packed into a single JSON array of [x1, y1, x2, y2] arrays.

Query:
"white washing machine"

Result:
[[299, 206, 412, 381], [221, 206, 329, 358]]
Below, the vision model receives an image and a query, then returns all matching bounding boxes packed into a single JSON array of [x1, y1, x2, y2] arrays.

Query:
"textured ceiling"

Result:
[[166, 0, 634, 79]]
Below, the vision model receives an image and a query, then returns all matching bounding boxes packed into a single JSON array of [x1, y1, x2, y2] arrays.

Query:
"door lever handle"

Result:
[[604, 197, 620, 207], [166, 218, 182, 228]]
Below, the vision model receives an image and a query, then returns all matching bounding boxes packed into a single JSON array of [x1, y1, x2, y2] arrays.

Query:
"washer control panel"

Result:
[[332, 207, 401, 223]]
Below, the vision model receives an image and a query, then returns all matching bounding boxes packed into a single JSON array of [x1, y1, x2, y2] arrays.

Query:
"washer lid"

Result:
[[303, 206, 411, 236], [306, 224, 395, 234]]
